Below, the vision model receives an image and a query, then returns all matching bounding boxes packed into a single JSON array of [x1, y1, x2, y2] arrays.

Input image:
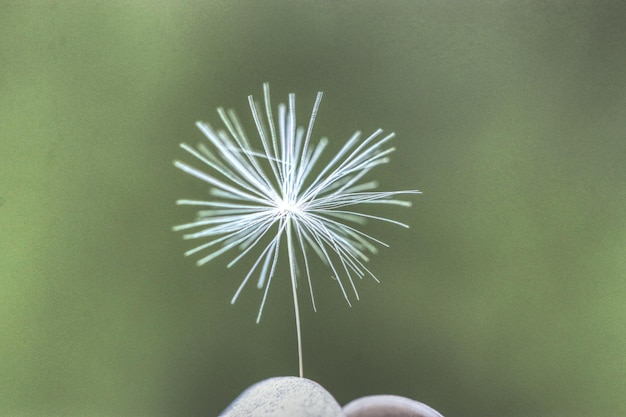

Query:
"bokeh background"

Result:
[[2, 1, 625, 416]]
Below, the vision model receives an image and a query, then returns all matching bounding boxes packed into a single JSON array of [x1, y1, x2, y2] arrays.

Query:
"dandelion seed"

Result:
[[174, 83, 420, 377]]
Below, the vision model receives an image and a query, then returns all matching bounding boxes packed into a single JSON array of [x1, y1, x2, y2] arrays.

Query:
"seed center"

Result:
[[277, 199, 301, 216]]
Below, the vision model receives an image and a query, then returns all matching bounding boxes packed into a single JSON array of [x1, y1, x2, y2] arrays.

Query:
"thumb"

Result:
[[220, 376, 344, 417]]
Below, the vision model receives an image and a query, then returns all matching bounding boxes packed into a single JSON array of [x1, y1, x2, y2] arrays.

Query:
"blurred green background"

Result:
[[2, 1, 625, 416]]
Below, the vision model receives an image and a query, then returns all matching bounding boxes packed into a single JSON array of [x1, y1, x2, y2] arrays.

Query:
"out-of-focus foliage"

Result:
[[1, 1, 624, 416]]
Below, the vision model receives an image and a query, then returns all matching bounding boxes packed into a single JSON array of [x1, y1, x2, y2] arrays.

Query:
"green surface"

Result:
[[1, 1, 625, 416]]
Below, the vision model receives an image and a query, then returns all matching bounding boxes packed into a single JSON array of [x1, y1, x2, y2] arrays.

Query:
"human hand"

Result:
[[220, 377, 443, 417]]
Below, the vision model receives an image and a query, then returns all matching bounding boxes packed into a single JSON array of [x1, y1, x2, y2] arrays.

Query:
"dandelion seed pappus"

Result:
[[173, 83, 420, 377]]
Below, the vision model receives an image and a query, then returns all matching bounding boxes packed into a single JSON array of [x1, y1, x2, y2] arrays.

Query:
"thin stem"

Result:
[[286, 218, 303, 378]]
